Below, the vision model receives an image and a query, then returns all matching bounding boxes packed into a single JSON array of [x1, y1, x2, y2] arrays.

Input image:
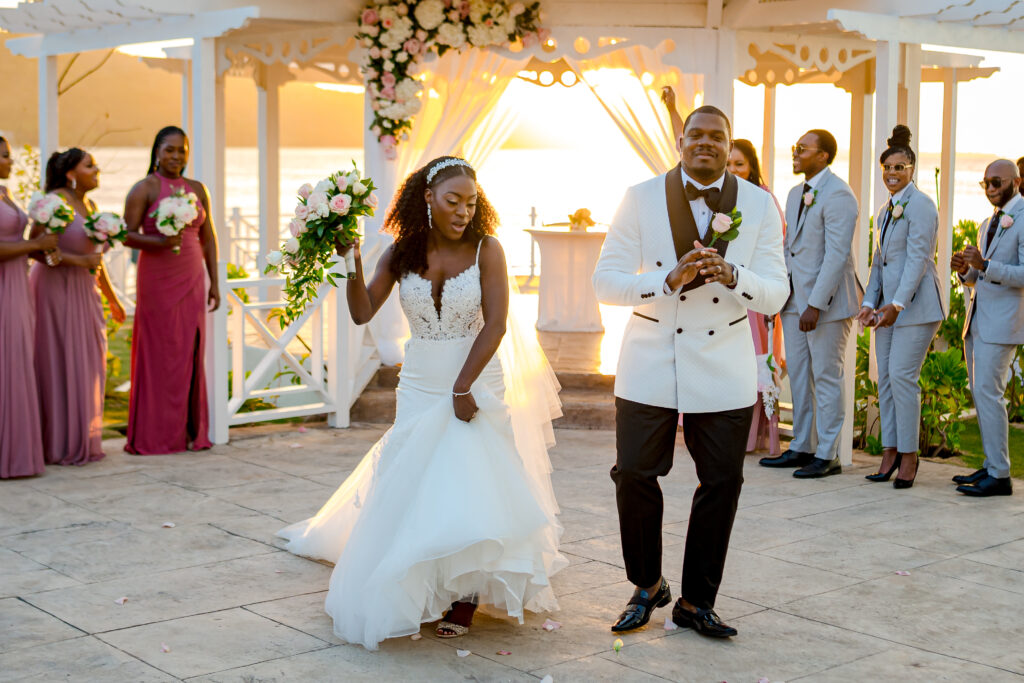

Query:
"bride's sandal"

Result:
[[436, 601, 477, 638]]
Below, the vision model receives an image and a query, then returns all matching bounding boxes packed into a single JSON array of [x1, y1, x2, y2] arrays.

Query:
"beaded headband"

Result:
[[426, 158, 473, 184]]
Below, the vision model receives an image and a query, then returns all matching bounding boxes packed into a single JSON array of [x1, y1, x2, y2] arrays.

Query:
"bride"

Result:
[[278, 156, 566, 650]]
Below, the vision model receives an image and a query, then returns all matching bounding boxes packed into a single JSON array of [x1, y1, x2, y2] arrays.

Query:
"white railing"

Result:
[[216, 263, 380, 431]]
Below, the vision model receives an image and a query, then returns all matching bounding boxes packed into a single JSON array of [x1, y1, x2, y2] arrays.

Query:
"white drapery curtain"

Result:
[[363, 47, 531, 364], [565, 44, 702, 175]]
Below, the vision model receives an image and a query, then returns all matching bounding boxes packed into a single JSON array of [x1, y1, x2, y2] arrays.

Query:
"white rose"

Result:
[[467, 24, 491, 47], [437, 22, 467, 49], [283, 237, 300, 254], [266, 250, 284, 266], [379, 5, 399, 23], [382, 59, 394, 72], [891, 203, 904, 219], [362, 24, 379, 38], [347, 171, 361, 186], [395, 50, 409, 63], [469, 0, 489, 24], [314, 178, 335, 194], [413, 0, 445, 30], [351, 181, 368, 196]]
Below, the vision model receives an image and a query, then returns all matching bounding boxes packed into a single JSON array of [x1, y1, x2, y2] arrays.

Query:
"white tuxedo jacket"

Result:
[[593, 166, 789, 413]]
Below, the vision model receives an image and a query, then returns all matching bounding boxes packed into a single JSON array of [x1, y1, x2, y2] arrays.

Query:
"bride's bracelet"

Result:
[[452, 389, 472, 397]]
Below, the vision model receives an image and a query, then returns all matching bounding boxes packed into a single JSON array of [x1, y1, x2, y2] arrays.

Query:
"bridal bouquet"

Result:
[[28, 191, 75, 233], [265, 163, 378, 326], [150, 187, 200, 254], [83, 211, 128, 246]]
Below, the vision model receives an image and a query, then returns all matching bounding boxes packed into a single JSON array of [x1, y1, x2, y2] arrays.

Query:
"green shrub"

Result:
[[853, 328, 881, 454], [918, 348, 971, 455]]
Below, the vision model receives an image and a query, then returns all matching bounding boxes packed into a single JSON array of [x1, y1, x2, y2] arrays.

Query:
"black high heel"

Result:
[[866, 452, 902, 482], [893, 454, 919, 489]]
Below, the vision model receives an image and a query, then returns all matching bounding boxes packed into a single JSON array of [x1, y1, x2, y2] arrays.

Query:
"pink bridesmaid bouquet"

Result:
[[28, 191, 75, 234], [150, 187, 200, 254], [83, 211, 128, 246], [265, 163, 378, 325]]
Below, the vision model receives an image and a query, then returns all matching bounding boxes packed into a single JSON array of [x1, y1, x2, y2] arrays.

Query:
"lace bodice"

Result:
[[399, 243, 485, 341]]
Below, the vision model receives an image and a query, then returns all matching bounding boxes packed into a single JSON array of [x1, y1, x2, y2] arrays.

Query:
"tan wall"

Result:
[[0, 36, 365, 149]]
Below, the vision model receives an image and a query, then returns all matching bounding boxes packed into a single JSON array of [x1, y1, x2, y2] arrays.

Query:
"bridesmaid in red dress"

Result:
[[0, 136, 58, 478], [29, 148, 126, 466], [123, 126, 220, 454]]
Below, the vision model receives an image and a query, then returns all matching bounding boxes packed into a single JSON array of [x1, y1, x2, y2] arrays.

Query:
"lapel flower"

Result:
[[999, 213, 1014, 230], [891, 202, 904, 219], [707, 207, 742, 247], [802, 189, 817, 208]]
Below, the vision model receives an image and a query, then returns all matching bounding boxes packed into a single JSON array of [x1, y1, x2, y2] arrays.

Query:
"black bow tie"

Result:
[[685, 182, 721, 212]]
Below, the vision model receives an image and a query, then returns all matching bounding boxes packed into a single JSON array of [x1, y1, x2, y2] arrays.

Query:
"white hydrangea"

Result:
[[469, 0, 489, 24], [379, 5, 400, 24], [413, 0, 445, 30], [467, 23, 492, 46], [395, 78, 421, 102], [379, 16, 413, 50]]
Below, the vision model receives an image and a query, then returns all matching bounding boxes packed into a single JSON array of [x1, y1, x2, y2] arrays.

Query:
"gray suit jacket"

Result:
[[783, 168, 863, 322], [863, 183, 945, 326], [962, 195, 1024, 344]]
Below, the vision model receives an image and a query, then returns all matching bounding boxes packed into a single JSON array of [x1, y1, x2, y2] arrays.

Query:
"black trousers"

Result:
[[611, 397, 754, 610]]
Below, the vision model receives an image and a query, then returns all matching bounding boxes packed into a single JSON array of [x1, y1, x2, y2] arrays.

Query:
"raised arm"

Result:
[[342, 239, 399, 325]]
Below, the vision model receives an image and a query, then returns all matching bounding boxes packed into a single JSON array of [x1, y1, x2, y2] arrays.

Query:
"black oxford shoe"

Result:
[[952, 468, 987, 485], [957, 475, 1013, 497], [671, 601, 737, 638], [793, 457, 842, 478], [759, 449, 815, 468], [611, 579, 671, 633]]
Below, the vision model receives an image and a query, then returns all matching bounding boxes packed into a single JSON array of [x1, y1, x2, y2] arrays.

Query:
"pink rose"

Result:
[[366, 192, 380, 209], [381, 71, 397, 87], [1000, 213, 1014, 229], [361, 8, 379, 25], [403, 39, 422, 55], [380, 86, 396, 99], [397, 3, 408, 15], [711, 212, 732, 234], [294, 203, 310, 220], [329, 193, 352, 216], [416, 29, 428, 41], [297, 183, 313, 199], [369, 46, 381, 59], [289, 218, 304, 237], [96, 231, 108, 242], [37, 209, 52, 223], [484, 18, 493, 27], [803, 190, 815, 207], [382, 17, 393, 28]]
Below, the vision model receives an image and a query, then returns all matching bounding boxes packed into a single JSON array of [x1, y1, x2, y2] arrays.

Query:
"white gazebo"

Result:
[[2, 0, 1021, 461]]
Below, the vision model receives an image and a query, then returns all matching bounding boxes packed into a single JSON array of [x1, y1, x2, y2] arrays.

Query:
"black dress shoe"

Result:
[[671, 601, 737, 638], [957, 475, 1013, 497], [759, 449, 815, 468], [952, 468, 987, 485], [611, 579, 671, 633], [793, 457, 842, 478]]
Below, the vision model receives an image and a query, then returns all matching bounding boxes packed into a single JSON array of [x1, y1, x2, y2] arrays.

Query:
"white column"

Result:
[[761, 84, 776, 190], [873, 41, 900, 212], [257, 64, 282, 280], [37, 54, 58, 174], [937, 68, 958, 313], [192, 37, 230, 445], [709, 29, 736, 120], [181, 60, 193, 133], [848, 73, 873, 279], [900, 44, 922, 141]]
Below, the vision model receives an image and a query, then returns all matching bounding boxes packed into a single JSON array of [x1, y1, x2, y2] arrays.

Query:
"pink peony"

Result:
[[361, 8, 379, 25], [403, 38, 422, 55], [381, 17, 393, 28], [297, 183, 313, 199], [381, 71, 397, 87], [380, 86, 396, 99], [329, 193, 352, 215]]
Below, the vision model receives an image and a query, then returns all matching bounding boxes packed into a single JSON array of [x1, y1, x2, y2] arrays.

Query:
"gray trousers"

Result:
[[875, 322, 940, 453], [782, 314, 853, 460], [965, 327, 1017, 479]]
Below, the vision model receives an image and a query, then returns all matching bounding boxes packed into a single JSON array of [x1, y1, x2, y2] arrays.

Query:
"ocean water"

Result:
[[86, 146, 1001, 274]]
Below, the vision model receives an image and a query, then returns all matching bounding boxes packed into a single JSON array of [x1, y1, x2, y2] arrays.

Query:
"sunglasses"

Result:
[[979, 177, 1013, 190], [881, 163, 913, 173], [792, 145, 821, 155]]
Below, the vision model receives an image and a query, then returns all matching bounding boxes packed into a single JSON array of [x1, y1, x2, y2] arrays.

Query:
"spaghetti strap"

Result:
[[475, 237, 484, 266]]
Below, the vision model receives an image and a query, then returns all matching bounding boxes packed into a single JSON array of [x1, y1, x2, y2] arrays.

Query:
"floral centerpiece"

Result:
[[357, 0, 546, 158], [83, 212, 128, 247], [150, 187, 200, 254], [568, 208, 595, 232], [265, 164, 378, 326], [27, 191, 75, 234]]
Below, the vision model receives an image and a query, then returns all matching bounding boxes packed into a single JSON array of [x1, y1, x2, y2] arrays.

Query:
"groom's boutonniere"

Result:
[[891, 201, 905, 220], [803, 189, 817, 208], [998, 212, 1014, 236], [707, 207, 742, 248]]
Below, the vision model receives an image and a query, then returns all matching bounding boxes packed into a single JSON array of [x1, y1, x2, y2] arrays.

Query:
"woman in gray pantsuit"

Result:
[[857, 126, 945, 489]]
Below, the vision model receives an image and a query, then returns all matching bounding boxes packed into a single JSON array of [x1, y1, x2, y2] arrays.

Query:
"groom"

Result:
[[593, 106, 788, 638]]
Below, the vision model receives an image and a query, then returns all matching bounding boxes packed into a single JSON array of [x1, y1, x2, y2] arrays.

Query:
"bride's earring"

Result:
[[427, 204, 433, 229], [70, 177, 77, 190]]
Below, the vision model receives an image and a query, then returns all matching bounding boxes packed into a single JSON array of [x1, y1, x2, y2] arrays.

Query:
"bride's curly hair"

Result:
[[384, 156, 499, 277]]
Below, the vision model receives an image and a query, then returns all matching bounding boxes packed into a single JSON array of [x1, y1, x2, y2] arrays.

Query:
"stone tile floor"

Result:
[[2, 425, 1022, 682]]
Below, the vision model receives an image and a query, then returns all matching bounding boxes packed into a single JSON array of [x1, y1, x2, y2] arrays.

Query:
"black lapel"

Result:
[[667, 167, 739, 294]]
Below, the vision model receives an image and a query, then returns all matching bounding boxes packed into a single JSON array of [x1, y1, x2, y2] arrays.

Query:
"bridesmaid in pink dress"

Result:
[[29, 148, 126, 466], [0, 136, 59, 478], [728, 140, 787, 455], [123, 126, 220, 454]]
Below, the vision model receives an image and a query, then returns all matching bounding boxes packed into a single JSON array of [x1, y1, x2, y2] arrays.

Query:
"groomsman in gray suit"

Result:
[[951, 159, 1024, 497], [760, 129, 861, 477]]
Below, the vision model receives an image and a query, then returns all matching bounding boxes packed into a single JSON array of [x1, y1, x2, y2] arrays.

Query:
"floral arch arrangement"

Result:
[[357, 0, 546, 158]]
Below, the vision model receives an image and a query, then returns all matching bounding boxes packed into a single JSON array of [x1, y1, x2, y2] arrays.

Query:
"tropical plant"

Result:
[[918, 348, 971, 456], [853, 328, 881, 454]]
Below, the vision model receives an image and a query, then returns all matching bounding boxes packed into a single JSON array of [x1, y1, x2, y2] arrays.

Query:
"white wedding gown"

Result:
[[278, 243, 567, 650]]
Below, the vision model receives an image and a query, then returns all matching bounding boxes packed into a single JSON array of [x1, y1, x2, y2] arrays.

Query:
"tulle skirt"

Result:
[[278, 336, 566, 650]]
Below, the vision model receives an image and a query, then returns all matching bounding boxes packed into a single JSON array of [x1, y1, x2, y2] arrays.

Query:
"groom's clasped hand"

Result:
[[665, 240, 733, 290]]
